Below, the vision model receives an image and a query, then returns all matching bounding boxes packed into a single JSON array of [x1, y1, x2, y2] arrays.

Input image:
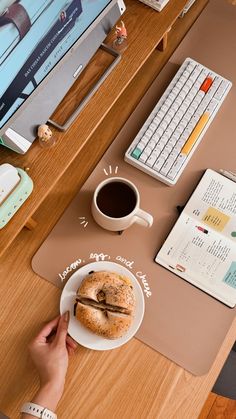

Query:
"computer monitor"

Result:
[[0, 0, 125, 154]]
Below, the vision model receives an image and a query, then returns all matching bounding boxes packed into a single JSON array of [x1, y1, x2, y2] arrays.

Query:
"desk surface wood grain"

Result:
[[2, 1, 235, 419]]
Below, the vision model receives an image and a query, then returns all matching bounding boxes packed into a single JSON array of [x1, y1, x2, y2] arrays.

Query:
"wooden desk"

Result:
[[3, 1, 236, 418]]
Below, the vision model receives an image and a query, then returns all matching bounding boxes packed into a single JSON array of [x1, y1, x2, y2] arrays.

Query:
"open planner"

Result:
[[155, 169, 236, 308]]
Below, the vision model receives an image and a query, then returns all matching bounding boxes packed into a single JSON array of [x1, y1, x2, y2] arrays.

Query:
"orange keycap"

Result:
[[200, 77, 213, 93], [181, 113, 210, 155]]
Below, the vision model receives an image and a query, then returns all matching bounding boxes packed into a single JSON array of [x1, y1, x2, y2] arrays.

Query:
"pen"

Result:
[[196, 226, 208, 234], [220, 169, 236, 183]]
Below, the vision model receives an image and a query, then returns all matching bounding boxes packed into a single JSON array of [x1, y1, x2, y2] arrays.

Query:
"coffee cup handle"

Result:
[[134, 208, 153, 228]]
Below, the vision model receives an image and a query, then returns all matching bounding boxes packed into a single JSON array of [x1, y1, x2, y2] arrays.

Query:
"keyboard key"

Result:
[[140, 137, 149, 147], [153, 146, 162, 156], [139, 153, 149, 163], [145, 129, 153, 139], [152, 132, 161, 142], [215, 80, 230, 100], [137, 141, 146, 151], [131, 148, 142, 159], [125, 58, 232, 185], [181, 113, 210, 155], [149, 123, 157, 133], [160, 158, 175, 176], [167, 154, 187, 180], [209, 77, 221, 95], [206, 98, 218, 114], [146, 154, 158, 167], [153, 157, 165, 172], [145, 146, 153, 155], [200, 77, 213, 93]]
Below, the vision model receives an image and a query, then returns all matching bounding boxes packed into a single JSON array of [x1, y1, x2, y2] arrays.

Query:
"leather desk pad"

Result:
[[32, 0, 236, 375]]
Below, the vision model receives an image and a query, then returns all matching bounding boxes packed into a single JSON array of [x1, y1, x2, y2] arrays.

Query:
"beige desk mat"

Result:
[[32, 0, 236, 375]]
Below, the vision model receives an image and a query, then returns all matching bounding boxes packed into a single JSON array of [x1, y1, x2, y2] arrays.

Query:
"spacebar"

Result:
[[181, 112, 210, 155]]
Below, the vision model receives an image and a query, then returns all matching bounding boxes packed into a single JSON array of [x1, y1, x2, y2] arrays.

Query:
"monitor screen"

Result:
[[0, 0, 113, 130]]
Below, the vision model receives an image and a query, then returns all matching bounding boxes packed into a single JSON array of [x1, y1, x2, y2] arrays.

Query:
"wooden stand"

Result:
[[24, 217, 37, 230], [157, 30, 169, 51]]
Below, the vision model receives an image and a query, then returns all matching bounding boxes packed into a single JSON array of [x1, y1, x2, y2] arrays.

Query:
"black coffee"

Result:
[[96, 181, 137, 218]]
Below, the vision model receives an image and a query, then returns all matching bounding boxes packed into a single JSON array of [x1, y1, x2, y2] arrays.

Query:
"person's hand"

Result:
[[28, 313, 77, 402], [21, 313, 77, 416]]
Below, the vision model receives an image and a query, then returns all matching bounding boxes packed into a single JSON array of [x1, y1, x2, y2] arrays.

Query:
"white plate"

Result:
[[60, 261, 145, 350]]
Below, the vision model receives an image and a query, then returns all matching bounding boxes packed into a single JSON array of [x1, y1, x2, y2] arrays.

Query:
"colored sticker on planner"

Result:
[[201, 207, 230, 232], [223, 262, 236, 289], [176, 264, 186, 272]]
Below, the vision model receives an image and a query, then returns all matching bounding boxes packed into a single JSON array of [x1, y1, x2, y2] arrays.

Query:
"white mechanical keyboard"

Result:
[[125, 58, 232, 186]]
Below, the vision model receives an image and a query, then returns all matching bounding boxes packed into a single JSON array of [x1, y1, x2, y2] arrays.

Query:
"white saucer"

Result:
[[60, 261, 145, 350]]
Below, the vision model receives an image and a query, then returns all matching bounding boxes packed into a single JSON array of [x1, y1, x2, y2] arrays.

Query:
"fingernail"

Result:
[[64, 311, 70, 322]]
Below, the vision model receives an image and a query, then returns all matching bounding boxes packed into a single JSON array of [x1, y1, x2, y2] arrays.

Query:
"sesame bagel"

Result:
[[75, 271, 135, 339], [76, 302, 132, 339]]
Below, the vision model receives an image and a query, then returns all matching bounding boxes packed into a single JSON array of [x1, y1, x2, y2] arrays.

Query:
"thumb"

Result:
[[55, 311, 70, 346]]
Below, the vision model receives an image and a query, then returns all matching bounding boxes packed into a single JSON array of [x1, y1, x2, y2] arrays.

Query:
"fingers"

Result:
[[66, 335, 77, 350], [66, 335, 78, 355], [30, 313, 73, 350], [33, 316, 60, 344], [67, 346, 75, 356], [54, 311, 70, 347]]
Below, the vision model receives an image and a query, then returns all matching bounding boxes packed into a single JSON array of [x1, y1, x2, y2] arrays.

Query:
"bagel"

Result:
[[75, 271, 135, 339], [76, 303, 132, 339]]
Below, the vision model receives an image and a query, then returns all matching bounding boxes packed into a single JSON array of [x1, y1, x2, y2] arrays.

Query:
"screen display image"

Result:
[[0, 0, 112, 129]]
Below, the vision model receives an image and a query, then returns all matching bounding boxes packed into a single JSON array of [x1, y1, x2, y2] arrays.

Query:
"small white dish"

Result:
[[60, 261, 145, 350]]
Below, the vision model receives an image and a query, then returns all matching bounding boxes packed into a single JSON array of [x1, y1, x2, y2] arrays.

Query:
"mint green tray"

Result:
[[0, 168, 33, 229]]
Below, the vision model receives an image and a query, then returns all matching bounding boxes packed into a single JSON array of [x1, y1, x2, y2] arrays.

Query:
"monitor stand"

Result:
[[48, 43, 121, 132], [0, 43, 121, 154]]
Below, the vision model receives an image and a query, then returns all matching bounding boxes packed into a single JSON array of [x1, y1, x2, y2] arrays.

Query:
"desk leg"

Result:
[[157, 31, 168, 52], [25, 217, 37, 230]]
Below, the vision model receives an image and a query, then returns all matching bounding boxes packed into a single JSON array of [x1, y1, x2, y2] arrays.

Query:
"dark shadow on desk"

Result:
[[213, 342, 236, 400], [0, 412, 9, 419]]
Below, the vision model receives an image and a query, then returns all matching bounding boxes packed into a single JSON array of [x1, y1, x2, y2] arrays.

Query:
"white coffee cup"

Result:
[[91, 177, 153, 231]]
